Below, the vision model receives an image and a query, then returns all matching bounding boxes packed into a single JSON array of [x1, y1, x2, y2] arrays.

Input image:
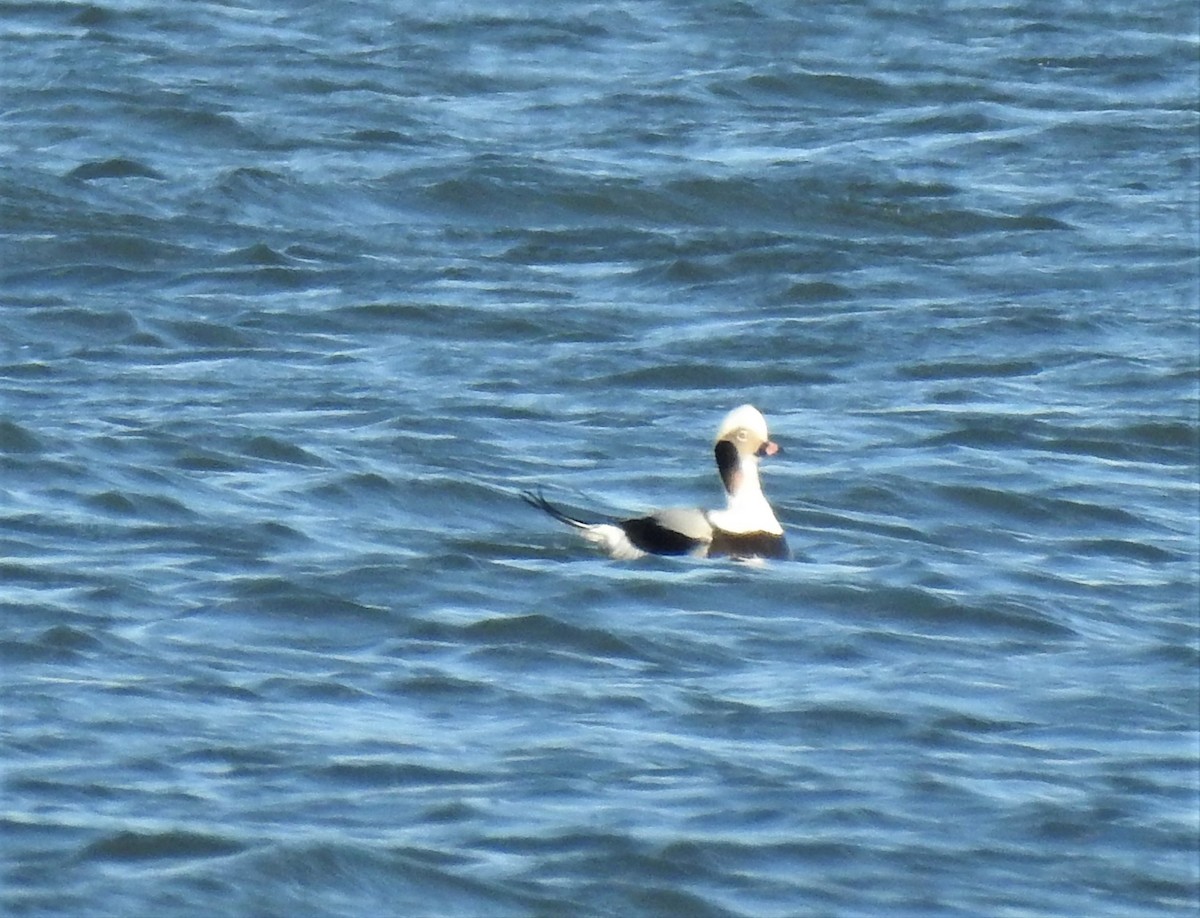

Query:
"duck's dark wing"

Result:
[[620, 510, 711, 556]]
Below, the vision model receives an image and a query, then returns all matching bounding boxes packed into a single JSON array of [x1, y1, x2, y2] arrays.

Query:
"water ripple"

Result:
[[2, 1, 1196, 917]]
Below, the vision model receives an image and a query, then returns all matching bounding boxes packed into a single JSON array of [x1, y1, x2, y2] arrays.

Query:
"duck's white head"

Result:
[[714, 404, 780, 480], [709, 404, 783, 534]]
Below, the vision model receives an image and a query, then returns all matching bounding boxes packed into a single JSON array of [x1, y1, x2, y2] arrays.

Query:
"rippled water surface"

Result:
[[3, 2, 1198, 916]]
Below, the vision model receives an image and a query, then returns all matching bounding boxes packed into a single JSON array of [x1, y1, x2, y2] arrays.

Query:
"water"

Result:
[[2, 1, 1198, 916]]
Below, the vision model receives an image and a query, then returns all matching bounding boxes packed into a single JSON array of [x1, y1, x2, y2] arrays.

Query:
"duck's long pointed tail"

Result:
[[520, 489, 594, 530], [521, 489, 647, 560]]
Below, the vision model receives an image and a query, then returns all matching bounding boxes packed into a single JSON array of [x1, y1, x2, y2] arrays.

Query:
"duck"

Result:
[[523, 404, 788, 561]]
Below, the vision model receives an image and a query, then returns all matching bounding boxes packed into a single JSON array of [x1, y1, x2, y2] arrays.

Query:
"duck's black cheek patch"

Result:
[[714, 439, 741, 494]]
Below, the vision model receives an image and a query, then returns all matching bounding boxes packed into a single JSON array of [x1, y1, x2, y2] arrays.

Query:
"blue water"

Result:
[[3, 2, 1198, 916]]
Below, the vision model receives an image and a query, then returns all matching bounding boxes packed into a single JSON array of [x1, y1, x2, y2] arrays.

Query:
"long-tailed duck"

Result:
[[523, 404, 788, 561]]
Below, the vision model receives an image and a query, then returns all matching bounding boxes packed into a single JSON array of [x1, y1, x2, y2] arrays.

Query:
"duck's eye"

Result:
[[735, 430, 748, 441]]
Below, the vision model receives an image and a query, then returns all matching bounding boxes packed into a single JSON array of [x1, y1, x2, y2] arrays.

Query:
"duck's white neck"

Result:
[[708, 458, 782, 534]]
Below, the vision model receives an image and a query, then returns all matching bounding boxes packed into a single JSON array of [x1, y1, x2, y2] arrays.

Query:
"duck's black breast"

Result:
[[706, 529, 790, 561]]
